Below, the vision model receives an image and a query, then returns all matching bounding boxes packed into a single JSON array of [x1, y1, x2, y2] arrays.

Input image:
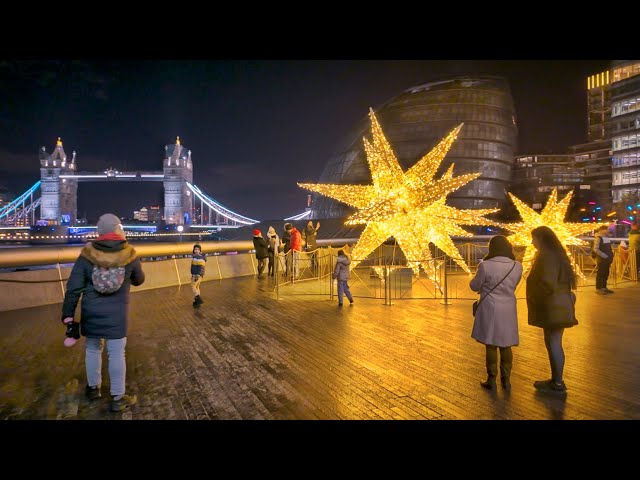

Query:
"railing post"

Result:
[[173, 257, 182, 285], [275, 249, 280, 300], [440, 254, 451, 305], [384, 262, 393, 306], [329, 251, 334, 302], [57, 263, 66, 300]]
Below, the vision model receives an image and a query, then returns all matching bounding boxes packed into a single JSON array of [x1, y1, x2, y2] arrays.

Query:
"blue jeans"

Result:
[[85, 337, 128, 397], [337, 280, 353, 305]]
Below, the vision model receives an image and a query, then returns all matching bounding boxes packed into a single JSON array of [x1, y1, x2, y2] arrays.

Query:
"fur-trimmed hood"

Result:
[[80, 241, 138, 267]]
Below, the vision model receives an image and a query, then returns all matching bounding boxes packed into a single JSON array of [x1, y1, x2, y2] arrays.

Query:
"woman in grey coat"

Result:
[[527, 226, 578, 393], [470, 235, 523, 391]]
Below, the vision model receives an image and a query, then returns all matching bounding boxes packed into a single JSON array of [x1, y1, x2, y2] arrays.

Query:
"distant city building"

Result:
[[148, 205, 162, 223], [574, 60, 640, 210], [133, 207, 149, 222], [510, 154, 585, 209], [311, 76, 518, 218], [0, 186, 15, 208], [569, 140, 612, 209], [610, 61, 640, 205]]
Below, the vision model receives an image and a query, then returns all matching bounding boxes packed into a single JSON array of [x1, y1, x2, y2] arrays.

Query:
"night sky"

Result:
[[0, 60, 611, 223]]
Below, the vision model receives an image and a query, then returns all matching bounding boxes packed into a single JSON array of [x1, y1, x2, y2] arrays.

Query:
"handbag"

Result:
[[473, 261, 516, 316]]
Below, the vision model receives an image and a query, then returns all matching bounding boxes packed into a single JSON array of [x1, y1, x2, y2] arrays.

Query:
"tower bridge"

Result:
[[0, 137, 259, 228]]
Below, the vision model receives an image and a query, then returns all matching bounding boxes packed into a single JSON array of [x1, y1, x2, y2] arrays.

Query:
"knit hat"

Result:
[[253, 229, 261, 236], [97, 213, 124, 236]]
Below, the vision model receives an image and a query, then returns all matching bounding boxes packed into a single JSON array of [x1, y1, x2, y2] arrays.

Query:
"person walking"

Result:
[[469, 235, 523, 391], [332, 249, 354, 306], [191, 243, 207, 306], [61, 213, 145, 412], [527, 226, 578, 393]]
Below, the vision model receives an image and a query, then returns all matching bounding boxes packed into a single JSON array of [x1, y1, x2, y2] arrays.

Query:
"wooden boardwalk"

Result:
[[1, 276, 639, 420]]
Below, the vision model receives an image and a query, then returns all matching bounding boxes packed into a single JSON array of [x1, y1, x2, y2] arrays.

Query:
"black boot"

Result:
[[482, 346, 498, 390], [500, 347, 513, 391], [480, 375, 497, 390]]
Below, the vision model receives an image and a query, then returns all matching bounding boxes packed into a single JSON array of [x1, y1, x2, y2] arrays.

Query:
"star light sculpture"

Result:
[[298, 109, 498, 288], [505, 188, 608, 278]]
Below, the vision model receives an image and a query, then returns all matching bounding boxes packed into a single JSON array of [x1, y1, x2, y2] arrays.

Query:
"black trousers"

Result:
[[596, 259, 612, 289]]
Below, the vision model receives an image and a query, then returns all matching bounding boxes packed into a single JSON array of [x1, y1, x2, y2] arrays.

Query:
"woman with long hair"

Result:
[[470, 235, 523, 391], [527, 226, 578, 392]]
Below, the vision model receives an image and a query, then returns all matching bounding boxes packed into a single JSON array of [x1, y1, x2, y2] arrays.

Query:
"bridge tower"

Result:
[[39, 138, 77, 224], [163, 136, 193, 224]]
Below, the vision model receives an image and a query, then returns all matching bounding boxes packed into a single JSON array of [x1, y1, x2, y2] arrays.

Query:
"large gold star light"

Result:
[[299, 109, 498, 286], [506, 188, 608, 278]]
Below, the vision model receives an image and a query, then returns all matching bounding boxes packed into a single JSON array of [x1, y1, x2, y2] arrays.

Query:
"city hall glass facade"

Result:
[[311, 76, 518, 218]]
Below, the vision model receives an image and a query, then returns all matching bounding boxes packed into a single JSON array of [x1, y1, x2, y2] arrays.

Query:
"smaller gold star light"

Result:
[[505, 188, 608, 278]]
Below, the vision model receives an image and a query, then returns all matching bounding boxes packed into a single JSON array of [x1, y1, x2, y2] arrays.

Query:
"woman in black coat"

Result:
[[527, 226, 578, 392]]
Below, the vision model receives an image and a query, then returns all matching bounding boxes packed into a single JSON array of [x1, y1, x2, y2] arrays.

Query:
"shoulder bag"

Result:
[[473, 261, 516, 316]]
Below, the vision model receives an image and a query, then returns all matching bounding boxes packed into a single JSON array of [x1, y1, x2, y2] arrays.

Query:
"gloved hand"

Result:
[[63, 317, 80, 347]]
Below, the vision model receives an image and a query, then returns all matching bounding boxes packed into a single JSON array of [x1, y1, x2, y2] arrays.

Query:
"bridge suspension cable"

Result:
[[0, 181, 41, 222], [186, 182, 259, 225], [284, 210, 311, 221]]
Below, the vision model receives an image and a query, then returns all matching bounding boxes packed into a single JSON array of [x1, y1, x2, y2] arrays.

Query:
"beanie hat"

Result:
[[97, 213, 124, 236], [253, 229, 261, 236]]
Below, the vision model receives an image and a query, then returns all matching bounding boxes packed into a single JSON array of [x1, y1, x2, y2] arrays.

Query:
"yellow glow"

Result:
[[298, 108, 498, 288], [606, 70, 610, 84], [596, 75, 600, 87], [505, 189, 608, 279], [606, 211, 616, 217], [588, 77, 591, 89], [56, 137, 62, 147], [176, 136, 181, 145]]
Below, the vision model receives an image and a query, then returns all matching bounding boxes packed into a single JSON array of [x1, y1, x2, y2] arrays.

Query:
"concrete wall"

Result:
[[0, 253, 258, 312]]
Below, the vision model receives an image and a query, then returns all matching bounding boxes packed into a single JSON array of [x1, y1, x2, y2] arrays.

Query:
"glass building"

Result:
[[610, 60, 640, 206], [511, 154, 584, 208], [310, 76, 518, 218]]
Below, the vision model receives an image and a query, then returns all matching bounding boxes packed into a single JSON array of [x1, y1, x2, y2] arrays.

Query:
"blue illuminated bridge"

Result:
[[0, 137, 311, 232]]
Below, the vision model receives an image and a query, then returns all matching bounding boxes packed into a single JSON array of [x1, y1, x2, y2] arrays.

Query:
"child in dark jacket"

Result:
[[332, 249, 354, 306], [191, 243, 207, 306]]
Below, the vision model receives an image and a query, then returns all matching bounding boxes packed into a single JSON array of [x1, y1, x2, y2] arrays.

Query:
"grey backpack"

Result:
[[91, 265, 126, 294]]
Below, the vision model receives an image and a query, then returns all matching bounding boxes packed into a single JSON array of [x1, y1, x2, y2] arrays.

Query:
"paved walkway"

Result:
[[1, 276, 639, 420]]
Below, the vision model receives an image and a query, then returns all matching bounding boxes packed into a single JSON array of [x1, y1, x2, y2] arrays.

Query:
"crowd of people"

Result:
[[60, 212, 638, 412]]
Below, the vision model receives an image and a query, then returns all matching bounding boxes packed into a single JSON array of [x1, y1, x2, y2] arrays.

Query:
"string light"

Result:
[[505, 189, 609, 278], [299, 108, 498, 287]]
